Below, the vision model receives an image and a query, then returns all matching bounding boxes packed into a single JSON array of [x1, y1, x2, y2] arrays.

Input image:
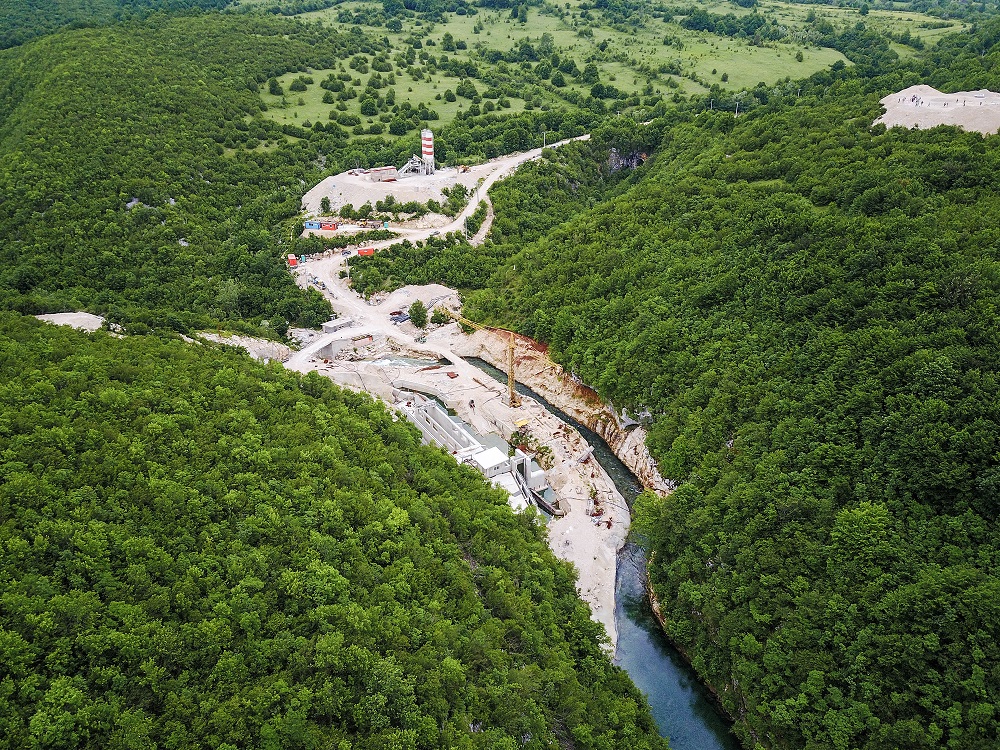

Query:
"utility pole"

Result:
[[709, 98, 714, 111], [734, 99, 740, 117], [542, 129, 547, 148]]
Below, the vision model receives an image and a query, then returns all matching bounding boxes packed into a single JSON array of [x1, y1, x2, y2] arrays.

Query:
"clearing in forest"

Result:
[[877, 85, 1000, 135]]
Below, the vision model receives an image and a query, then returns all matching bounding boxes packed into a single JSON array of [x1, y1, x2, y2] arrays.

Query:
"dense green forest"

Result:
[[0, 14, 337, 334], [0, 314, 667, 750], [6, 1, 1000, 747], [0, 0, 233, 49], [389, 22, 1000, 750], [0, 12, 602, 335]]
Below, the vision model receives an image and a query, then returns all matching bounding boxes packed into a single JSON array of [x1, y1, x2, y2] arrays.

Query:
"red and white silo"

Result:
[[421, 128, 435, 174]]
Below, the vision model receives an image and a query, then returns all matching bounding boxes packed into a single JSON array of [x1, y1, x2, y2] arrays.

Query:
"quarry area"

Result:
[[877, 84, 1000, 135], [34, 312, 106, 332]]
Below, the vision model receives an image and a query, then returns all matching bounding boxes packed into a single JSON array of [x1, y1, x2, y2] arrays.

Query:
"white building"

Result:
[[394, 390, 546, 511], [322, 317, 355, 333]]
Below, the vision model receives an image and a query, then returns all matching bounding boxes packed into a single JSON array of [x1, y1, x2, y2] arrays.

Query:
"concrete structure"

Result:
[[393, 390, 546, 511], [322, 317, 355, 334], [397, 129, 436, 178], [421, 128, 435, 174], [398, 154, 426, 177], [369, 166, 398, 182], [316, 339, 349, 359]]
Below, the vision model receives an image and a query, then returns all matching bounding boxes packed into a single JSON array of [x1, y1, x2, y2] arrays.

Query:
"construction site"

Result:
[[273, 132, 675, 650], [278, 266, 629, 647], [303, 142, 475, 238], [25, 132, 661, 652], [299, 132, 590, 242], [37, 131, 661, 652], [271, 168, 675, 651]]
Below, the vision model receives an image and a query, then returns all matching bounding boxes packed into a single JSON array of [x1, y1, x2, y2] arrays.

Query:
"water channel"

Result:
[[466, 358, 741, 750]]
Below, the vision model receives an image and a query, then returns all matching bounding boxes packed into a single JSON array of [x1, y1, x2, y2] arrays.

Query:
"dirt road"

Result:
[[305, 134, 590, 249], [286, 211, 630, 649]]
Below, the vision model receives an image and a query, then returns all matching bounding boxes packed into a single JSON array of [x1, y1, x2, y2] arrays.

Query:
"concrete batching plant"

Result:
[[397, 128, 436, 177], [420, 128, 435, 174]]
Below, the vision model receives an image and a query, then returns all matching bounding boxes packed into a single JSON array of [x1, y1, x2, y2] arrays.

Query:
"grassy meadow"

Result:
[[254, 0, 965, 141], [260, 67, 531, 132]]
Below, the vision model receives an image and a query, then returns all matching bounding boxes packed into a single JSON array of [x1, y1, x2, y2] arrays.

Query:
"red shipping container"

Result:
[[358, 248, 375, 256]]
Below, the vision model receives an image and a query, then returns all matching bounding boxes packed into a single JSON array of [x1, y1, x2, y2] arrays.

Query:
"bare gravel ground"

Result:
[[34, 312, 105, 332], [299, 136, 590, 240], [302, 165, 484, 216], [877, 84, 1000, 135]]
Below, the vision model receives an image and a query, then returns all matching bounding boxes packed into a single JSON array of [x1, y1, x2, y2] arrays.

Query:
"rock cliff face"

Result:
[[455, 329, 674, 496]]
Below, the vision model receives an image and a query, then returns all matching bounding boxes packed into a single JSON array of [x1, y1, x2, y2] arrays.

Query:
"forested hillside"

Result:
[[0, 0, 232, 49], [6, 1, 1000, 747], [0, 314, 667, 750], [435, 23, 1000, 750], [0, 14, 338, 333], [0, 12, 599, 335]]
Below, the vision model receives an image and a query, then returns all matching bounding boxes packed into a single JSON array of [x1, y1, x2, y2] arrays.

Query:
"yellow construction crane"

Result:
[[440, 308, 520, 407]]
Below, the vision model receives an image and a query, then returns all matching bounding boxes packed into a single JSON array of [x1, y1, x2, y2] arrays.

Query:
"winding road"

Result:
[[330, 133, 590, 251]]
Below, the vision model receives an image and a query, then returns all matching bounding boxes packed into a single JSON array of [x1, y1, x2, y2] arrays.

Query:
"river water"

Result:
[[466, 358, 741, 750]]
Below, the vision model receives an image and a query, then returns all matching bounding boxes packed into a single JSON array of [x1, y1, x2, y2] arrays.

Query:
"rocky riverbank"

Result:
[[451, 329, 674, 497]]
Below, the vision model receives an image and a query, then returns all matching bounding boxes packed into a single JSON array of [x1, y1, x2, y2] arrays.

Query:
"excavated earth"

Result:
[[452, 330, 674, 496]]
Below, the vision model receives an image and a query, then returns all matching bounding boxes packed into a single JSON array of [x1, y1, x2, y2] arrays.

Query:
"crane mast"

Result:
[[440, 308, 521, 408], [506, 330, 519, 408]]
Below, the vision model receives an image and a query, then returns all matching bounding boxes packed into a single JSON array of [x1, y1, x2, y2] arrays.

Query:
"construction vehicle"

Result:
[[439, 308, 520, 407]]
